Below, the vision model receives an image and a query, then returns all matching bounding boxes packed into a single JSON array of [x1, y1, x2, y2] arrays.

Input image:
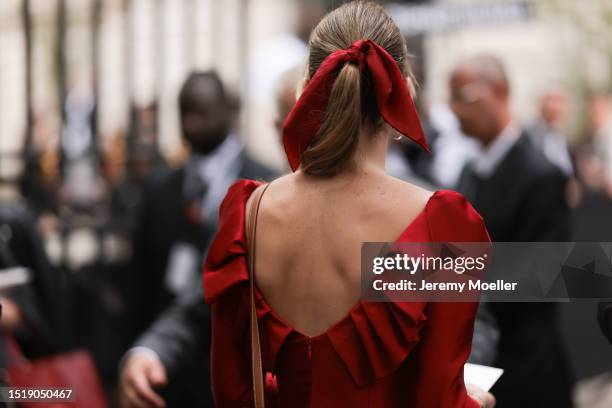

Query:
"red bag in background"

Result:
[[5, 336, 107, 408]]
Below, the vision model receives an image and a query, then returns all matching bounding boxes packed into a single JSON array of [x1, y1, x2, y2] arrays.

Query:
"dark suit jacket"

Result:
[[457, 133, 573, 407], [0, 203, 59, 368], [130, 153, 276, 332], [598, 302, 612, 344], [129, 152, 276, 407]]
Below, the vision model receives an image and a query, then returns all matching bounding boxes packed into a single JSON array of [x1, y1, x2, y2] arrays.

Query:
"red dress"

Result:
[[204, 179, 491, 408]]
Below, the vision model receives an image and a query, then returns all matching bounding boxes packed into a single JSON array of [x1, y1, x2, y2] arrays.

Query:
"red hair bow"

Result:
[[282, 39, 429, 172]]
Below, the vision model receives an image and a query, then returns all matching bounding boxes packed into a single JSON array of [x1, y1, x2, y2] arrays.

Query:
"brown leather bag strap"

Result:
[[246, 182, 270, 408]]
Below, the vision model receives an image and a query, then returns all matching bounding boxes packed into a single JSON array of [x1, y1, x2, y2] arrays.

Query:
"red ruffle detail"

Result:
[[255, 290, 294, 373], [326, 301, 427, 387], [203, 179, 294, 374], [204, 179, 263, 304]]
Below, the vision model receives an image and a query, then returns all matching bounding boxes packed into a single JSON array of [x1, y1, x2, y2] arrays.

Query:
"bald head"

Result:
[[449, 55, 513, 145], [454, 55, 509, 96]]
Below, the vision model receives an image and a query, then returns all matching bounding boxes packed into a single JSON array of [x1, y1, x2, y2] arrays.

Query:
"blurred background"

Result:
[[1, 0, 612, 406]]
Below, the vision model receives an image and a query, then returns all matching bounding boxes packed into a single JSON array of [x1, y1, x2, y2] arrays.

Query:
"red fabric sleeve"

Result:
[[413, 301, 481, 408], [412, 190, 490, 407], [210, 287, 253, 407]]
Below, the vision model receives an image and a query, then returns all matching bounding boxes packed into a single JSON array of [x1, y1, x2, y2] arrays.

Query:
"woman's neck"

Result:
[[354, 126, 390, 172], [294, 126, 391, 184]]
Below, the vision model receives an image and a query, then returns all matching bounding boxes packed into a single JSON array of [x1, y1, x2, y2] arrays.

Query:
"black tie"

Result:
[[183, 172, 209, 225]]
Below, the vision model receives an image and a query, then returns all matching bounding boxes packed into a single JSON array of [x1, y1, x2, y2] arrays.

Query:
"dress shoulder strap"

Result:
[[245, 182, 271, 408]]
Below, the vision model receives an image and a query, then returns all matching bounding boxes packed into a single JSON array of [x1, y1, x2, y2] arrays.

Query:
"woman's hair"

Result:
[[301, 1, 414, 176]]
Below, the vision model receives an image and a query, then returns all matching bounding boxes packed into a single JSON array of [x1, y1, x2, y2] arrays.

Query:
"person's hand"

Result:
[[0, 297, 24, 332], [119, 352, 167, 408], [467, 383, 495, 408]]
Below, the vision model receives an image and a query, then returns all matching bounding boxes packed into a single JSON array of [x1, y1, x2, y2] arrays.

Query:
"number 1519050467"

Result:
[[1, 387, 74, 402]]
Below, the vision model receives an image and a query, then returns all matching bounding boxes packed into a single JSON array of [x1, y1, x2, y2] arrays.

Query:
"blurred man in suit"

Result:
[[120, 71, 276, 408], [528, 89, 574, 176], [451, 55, 573, 407]]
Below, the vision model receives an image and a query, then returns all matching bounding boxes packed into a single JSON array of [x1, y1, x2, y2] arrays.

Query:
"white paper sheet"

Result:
[[464, 363, 503, 392]]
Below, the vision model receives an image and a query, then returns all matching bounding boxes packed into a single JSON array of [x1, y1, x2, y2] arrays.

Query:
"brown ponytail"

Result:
[[301, 62, 362, 176], [299, 1, 413, 177]]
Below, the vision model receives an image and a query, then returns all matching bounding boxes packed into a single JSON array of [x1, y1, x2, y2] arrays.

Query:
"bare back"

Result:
[[247, 171, 433, 337]]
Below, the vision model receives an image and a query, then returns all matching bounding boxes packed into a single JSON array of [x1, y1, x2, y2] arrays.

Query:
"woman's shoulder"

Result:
[[223, 178, 265, 209], [383, 175, 488, 241], [244, 173, 294, 212], [385, 176, 434, 205]]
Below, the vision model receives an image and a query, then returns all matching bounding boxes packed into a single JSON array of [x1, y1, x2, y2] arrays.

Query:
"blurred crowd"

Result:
[[2, 0, 612, 407]]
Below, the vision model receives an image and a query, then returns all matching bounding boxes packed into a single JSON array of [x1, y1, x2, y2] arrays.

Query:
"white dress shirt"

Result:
[[184, 133, 244, 221]]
